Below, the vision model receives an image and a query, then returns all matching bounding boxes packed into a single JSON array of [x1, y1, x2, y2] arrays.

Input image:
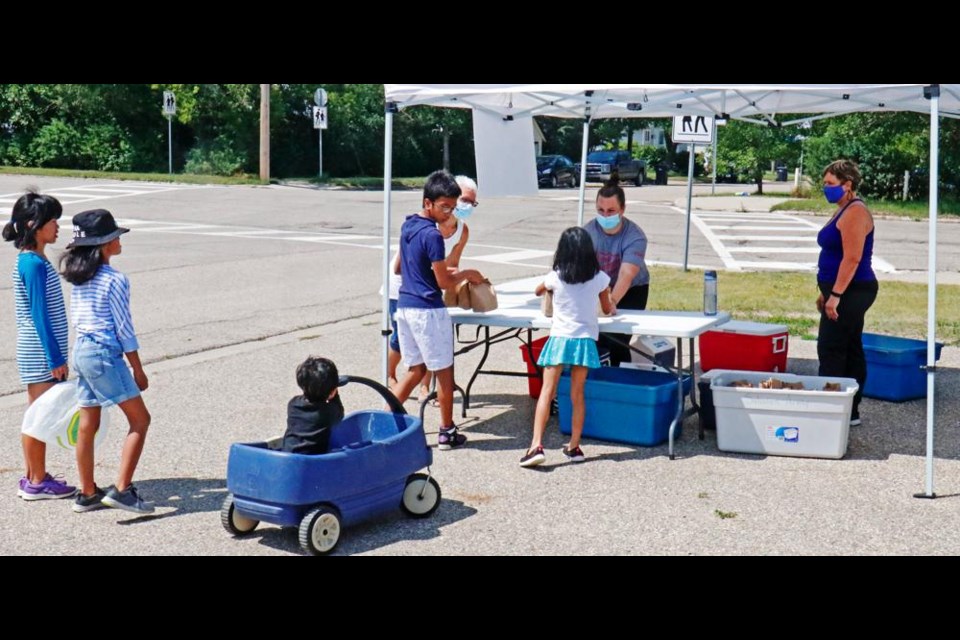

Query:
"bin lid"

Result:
[[708, 320, 788, 336]]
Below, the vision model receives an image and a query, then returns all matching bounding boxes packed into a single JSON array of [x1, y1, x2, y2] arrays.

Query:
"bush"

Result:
[[26, 119, 133, 171], [29, 120, 81, 168], [183, 136, 246, 176], [634, 144, 667, 166]]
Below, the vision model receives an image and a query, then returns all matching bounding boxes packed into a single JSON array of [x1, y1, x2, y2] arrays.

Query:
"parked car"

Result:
[[715, 163, 751, 184], [537, 155, 579, 188], [578, 150, 645, 186]]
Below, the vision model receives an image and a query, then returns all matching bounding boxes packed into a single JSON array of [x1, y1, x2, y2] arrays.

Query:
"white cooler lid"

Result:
[[710, 320, 788, 336]]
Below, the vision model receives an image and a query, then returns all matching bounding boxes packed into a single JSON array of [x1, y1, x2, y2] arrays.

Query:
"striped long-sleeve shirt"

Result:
[[70, 264, 140, 352], [13, 251, 69, 372]]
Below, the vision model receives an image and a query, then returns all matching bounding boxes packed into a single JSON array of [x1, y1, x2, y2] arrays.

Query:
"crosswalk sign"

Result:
[[163, 91, 176, 116], [313, 106, 328, 130]]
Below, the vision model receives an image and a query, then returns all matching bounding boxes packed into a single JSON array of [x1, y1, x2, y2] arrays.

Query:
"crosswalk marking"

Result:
[[679, 207, 896, 273], [0, 183, 215, 206]]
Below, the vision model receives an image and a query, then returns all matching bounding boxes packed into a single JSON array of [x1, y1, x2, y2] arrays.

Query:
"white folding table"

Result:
[[447, 277, 730, 458]]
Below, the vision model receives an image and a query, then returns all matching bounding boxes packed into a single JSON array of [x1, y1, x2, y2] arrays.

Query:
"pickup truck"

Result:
[[577, 150, 646, 186]]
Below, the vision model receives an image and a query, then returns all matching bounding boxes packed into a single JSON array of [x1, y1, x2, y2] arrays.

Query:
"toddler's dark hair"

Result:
[[296, 356, 339, 404]]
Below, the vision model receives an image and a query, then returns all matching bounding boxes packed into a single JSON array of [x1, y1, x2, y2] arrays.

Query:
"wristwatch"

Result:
[[830, 290, 844, 298]]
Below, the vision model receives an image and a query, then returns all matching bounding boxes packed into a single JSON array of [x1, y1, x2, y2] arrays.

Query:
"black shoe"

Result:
[[519, 446, 546, 468], [73, 487, 107, 513]]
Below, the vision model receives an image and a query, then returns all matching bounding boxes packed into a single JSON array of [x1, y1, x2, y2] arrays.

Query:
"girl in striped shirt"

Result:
[[4, 192, 78, 500], [60, 209, 154, 515]]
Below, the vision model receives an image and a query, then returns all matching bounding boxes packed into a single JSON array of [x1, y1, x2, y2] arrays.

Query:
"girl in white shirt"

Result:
[[521, 227, 615, 468]]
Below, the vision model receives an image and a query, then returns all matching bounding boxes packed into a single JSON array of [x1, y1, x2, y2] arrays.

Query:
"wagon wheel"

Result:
[[299, 506, 342, 555], [400, 473, 441, 518], [221, 493, 259, 536]]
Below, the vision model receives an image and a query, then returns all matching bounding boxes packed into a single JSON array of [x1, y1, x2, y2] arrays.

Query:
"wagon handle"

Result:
[[339, 375, 407, 415]]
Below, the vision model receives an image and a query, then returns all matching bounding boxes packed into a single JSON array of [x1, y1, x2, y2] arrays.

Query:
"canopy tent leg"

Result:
[[577, 114, 591, 227], [382, 102, 397, 386], [915, 85, 940, 499]]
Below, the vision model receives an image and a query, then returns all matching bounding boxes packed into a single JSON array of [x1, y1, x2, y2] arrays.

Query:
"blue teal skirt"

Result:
[[537, 336, 600, 368]]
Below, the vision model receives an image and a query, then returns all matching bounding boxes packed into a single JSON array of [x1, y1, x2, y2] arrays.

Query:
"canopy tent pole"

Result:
[[916, 85, 940, 499], [577, 95, 592, 227], [381, 102, 397, 385]]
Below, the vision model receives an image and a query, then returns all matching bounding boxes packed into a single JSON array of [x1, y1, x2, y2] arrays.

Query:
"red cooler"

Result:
[[699, 320, 789, 373]]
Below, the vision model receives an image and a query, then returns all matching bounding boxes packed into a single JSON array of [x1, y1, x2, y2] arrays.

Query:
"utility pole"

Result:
[[260, 84, 270, 182]]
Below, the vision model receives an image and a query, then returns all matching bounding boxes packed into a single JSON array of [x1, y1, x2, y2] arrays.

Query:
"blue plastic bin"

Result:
[[862, 333, 943, 401], [557, 367, 691, 446]]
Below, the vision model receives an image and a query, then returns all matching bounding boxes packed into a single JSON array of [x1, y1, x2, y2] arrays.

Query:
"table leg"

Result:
[[464, 325, 491, 409], [668, 338, 684, 460]]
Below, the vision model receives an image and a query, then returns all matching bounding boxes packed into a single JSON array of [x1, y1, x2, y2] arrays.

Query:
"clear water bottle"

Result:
[[704, 270, 718, 316]]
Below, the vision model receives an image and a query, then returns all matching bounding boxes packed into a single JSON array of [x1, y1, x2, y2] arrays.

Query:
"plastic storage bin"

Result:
[[696, 369, 722, 430], [557, 366, 691, 446], [862, 333, 943, 401], [709, 370, 858, 459], [699, 321, 788, 373]]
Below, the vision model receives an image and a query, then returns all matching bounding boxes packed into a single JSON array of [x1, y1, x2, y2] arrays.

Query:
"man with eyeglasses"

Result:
[[393, 170, 486, 450]]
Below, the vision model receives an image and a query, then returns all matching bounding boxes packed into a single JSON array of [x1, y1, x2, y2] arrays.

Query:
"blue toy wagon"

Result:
[[221, 376, 440, 555]]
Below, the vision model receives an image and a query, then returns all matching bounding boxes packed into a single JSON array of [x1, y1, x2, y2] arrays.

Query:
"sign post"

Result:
[[163, 91, 177, 174], [672, 115, 715, 271], [314, 89, 328, 177]]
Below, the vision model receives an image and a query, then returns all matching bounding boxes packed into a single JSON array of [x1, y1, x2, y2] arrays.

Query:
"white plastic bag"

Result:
[[21, 380, 110, 451]]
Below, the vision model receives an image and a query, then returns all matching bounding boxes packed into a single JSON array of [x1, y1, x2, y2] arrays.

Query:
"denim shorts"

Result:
[[73, 335, 140, 408], [388, 298, 400, 352]]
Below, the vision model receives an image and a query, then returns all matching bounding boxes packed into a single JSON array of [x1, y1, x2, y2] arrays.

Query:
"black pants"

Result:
[[598, 284, 649, 367], [817, 280, 878, 418]]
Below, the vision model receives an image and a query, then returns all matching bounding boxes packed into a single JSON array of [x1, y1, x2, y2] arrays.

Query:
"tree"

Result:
[[716, 120, 796, 194]]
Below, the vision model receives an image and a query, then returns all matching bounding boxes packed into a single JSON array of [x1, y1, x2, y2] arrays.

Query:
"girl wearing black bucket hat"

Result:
[[60, 209, 154, 515]]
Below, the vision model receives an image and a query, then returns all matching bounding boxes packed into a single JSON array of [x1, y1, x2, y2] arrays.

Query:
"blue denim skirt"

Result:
[[73, 335, 140, 408]]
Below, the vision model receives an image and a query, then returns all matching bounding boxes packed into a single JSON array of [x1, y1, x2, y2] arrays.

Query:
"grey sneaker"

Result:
[[73, 487, 107, 513], [102, 484, 155, 515]]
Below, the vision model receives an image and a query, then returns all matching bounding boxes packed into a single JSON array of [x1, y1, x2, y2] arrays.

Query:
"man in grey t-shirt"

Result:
[[584, 181, 650, 366]]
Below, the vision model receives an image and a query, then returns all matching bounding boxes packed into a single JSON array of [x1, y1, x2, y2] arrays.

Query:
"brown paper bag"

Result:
[[443, 281, 472, 309], [469, 279, 498, 312], [456, 280, 472, 309], [540, 289, 554, 317], [442, 286, 458, 308]]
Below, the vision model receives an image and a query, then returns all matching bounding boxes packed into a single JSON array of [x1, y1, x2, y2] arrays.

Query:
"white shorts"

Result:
[[396, 306, 454, 371]]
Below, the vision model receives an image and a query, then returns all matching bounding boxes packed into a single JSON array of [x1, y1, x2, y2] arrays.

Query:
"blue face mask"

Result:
[[596, 213, 621, 230], [823, 184, 846, 203], [454, 203, 473, 220]]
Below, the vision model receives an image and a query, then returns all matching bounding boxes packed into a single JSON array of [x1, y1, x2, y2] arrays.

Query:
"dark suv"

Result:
[[537, 155, 578, 188]]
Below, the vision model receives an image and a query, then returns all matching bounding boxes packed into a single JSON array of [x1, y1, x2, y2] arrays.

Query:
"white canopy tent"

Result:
[[381, 83, 957, 496]]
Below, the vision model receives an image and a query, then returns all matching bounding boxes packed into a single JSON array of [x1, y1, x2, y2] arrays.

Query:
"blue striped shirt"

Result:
[[70, 264, 140, 352], [13, 252, 69, 375]]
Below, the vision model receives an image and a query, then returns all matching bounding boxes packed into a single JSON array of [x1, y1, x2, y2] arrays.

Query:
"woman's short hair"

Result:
[[823, 159, 862, 191]]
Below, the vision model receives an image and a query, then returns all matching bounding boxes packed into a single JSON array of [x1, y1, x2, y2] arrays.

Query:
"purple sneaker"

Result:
[[437, 425, 467, 451], [21, 473, 78, 501], [17, 476, 27, 499]]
